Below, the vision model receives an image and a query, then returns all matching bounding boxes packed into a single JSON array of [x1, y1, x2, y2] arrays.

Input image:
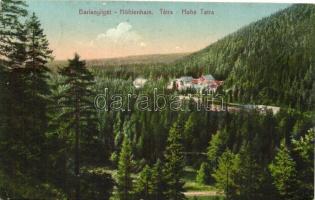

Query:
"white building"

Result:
[[133, 77, 147, 89], [167, 74, 223, 93], [167, 76, 194, 90]]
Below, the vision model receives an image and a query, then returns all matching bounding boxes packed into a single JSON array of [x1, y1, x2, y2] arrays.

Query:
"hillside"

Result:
[[175, 4, 315, 110]]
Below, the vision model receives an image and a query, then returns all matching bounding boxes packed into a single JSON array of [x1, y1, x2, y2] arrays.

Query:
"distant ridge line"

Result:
[[50, 52, 191, 67]]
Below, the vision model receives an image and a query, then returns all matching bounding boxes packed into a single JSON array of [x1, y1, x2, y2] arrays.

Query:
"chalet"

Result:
[[167, 76, 194, 90], [192, 74, 214, 84], [208, 80, 224, 93], [177, 76, 193, 90], [167, 74, 223, 93]]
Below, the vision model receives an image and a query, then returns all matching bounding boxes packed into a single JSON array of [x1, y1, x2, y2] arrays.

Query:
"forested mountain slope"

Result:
[[176, 4, 315, 110]]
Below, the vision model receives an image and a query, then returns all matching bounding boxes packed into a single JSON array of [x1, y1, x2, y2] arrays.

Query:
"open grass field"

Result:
[[183, 167, 224, 199], [187, 196, 225, 200]]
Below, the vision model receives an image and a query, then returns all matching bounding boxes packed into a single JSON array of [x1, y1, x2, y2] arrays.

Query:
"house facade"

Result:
[[168, 74, 223, 93]]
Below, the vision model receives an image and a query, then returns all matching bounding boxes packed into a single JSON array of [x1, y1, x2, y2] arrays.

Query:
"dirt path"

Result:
[[184, 191, 219, 197]]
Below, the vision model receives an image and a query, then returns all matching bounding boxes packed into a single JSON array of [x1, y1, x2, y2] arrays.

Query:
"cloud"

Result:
[[77, 22, 148, 58], [96, 22, 141, 44], [175, 46, 182, 50], [140, 42, 147, 47]]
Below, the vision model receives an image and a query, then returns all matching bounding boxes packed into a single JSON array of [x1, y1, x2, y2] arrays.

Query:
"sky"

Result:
[[26, 1, 290, 60]]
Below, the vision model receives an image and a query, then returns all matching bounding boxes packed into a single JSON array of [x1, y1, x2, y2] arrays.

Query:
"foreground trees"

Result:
[[55, 54, 113, 199], [212, 149, 240, 199], [151, 159, 167, 200], [57, 54, 93, 198], [209, 112, 314, 200], [269, 129, 314, 200], [0, 0, 27, 178], [134, 165, 153, 199], [163, 121, 186, 200], [269, 141, 297, 200], [117, 136, 133, 200], [0, 1, 55, 197], [0, 1, 90, 199]]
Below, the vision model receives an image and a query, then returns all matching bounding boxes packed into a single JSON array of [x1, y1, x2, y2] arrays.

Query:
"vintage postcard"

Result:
[[0, 0, 314, 199]]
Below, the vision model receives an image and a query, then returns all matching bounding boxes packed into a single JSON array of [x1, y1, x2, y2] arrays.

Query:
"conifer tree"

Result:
[[237, 144, 265, 200], [151, 159, 167, 200], [23, 12, 53, 179], [114, 112, 123, 148], [117, 135, 133, 200], [269, 141, 297, 200], [0, 1, 60, 198], [212, 149, 240, 200], [163, 120, 186, 200], [0, 0, 28, 154], [0, 0, 52, 181], [57, 54, 96, 199], [6, 22, 27, 68], [292, 128, 314, 200], [183, 113, 197, 150], [207, 129, 227, 171], [47, 73, 71, 189], [196, 162, 211, 185], [0, 0, 27, 62], [25, 12, 52, 72], [134, 164, 153, 200]]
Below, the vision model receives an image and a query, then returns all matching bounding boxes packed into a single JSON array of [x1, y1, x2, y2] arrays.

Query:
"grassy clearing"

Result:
[[187, 196, 225, 200], [183, 166, 225, 199], [92, 166, 224, 199], [183, 166, 215, 191]]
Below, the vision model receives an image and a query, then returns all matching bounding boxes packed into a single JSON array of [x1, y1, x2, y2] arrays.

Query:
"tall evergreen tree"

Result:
[[117, 135, 133, 200], [6, 22, 27, 68], [0, 0, 52, 182], [212, 149, 240, 200], [25, 12, 52, 72], [163, 120, 186, 200], [57, 54, 96, 199], [237, 144, 265, 200], [0, 1, 28, 170], [207, 129, 228, 171], [0, 0, 27, 62], [183, 113, 197, 151], [269, 141, 297, 200], [46, 73, 74, 194], [23, 12, 53, 179], [291, 128, 314, 200], [0, 1, 62, 198], [151, 159, 167, 200], [134, 164, 153, 200]]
